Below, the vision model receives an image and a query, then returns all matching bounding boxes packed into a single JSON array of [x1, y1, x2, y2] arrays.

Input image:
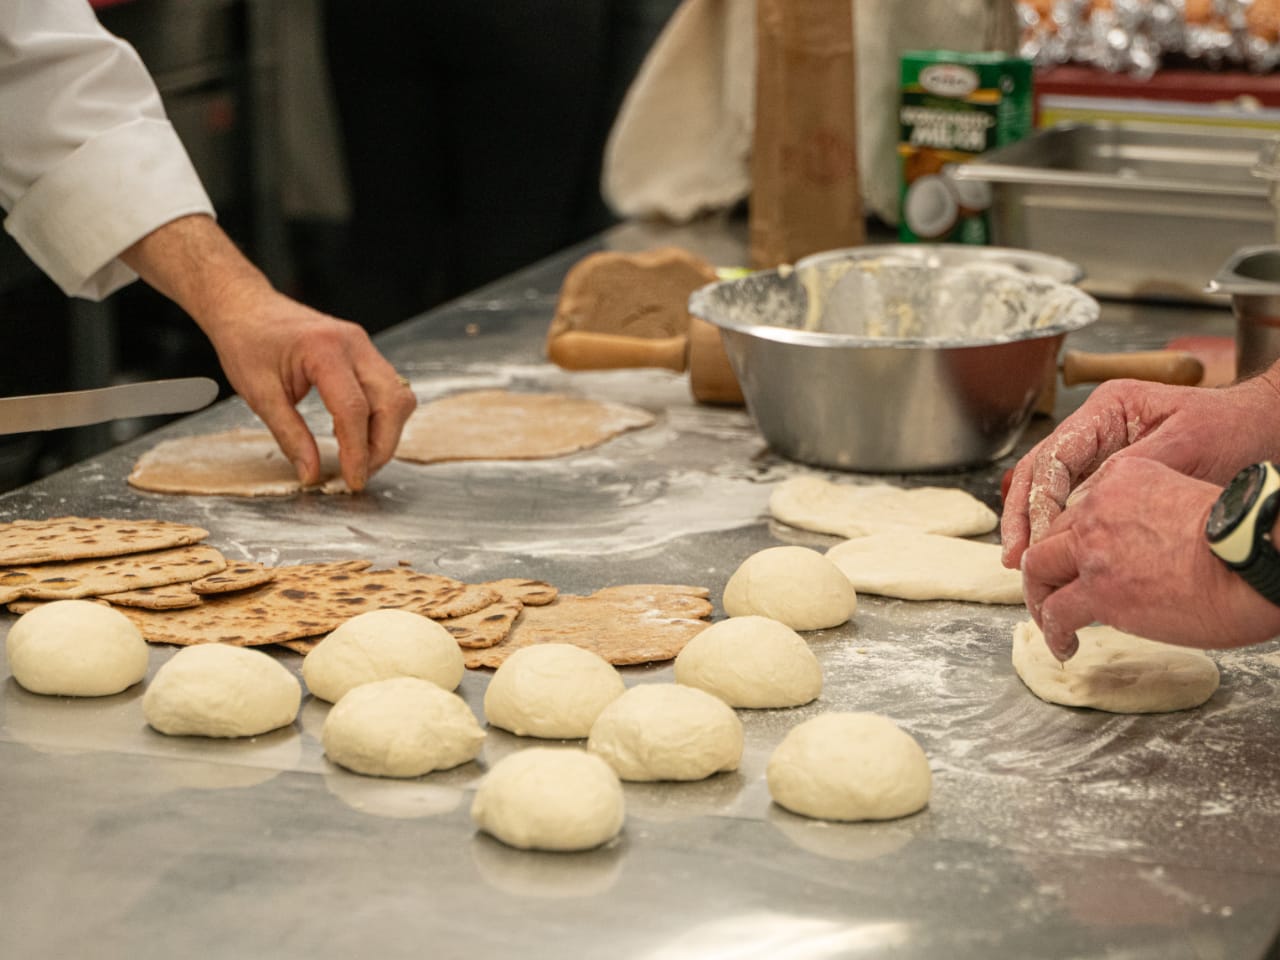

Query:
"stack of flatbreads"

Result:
[[0, 517, 711, 668]]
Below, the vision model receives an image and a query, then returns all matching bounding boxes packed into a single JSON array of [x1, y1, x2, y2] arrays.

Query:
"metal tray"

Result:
[[953, 122, 1276, 303]]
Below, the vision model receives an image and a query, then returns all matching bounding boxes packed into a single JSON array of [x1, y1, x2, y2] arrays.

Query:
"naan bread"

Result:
[[99, 562, 278, 610], [128, 429, 348, 497], [0, 517, 208, 565], [464, 584, 712, 669], [770, 476, 997, 539], [0, 545, 227, 604], [395, 389, 655, 463]]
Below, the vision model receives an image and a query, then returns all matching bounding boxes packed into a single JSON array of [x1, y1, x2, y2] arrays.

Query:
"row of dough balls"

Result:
[[5, 598, 931, 852]]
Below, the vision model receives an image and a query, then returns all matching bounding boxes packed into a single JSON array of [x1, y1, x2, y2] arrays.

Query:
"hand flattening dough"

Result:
[[1012, 621, 1220, 714], [722, 546, 857, 631], [826, 532, 1023, 604], [770, 476, 997, 539]]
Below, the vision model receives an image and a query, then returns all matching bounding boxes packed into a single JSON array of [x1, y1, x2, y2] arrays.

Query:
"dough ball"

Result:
[[143, 643, 301, 738], [5, 599, 148, 697], [588, 683, 742, 781], [722, 546, 857, 631], [674, 615, 822, 708], [484, 643, 626, 739], [322, 676, 484, 777], [767, 712, 931, 821], [1012, 620, 1220, 714], [302, 608, 464, 703], [471, 747, 624, 851]]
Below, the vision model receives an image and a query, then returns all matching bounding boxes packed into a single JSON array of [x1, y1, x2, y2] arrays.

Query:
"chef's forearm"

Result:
[[119, 213, 272, 334]]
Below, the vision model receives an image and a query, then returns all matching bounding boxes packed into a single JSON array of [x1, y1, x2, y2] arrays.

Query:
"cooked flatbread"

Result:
[[394, 389, 655, 464], [95, 562, 278, 610], [484, 578, 558, 606], [0, 516, 208, 565], [463, 584, 712, 669], [127, 429, 349, 497], [279, 577, 555, 654], [190, 561, 277, 595], [0, 544, 227, 604], [113, 561, 500, 647]]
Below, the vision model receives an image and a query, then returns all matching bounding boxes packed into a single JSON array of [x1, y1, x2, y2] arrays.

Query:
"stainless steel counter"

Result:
[[4, 219, 1280, 960]]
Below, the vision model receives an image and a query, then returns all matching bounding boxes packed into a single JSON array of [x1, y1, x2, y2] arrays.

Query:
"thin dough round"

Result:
[[472, 747, 625, 851], [722, 546, 856, 631], [674, 615, 822, 708], [5, 599, 148, 696], [128, 429, 347, 496], [767, 712, 931, 821], [303, 608, 464, 703], [588, 683, 742, 781], [143, 643, 301, 737], [826, 532, 1022, 604], [395, 390, 655, 463], [323, 677, 484, 778], [1012, 620, 1220, 713], [484, 643, 626, 739], [770, 476, 997, 538]]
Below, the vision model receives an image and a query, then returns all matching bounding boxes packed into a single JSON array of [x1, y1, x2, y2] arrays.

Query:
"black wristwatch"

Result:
[[1206, 461, 1280, 606]]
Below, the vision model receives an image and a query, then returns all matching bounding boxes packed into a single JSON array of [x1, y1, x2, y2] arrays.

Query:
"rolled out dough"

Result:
[[395, 389, 655, 463], [769, 476, 998, 539], [1012, 621, 1220, 714], [128, 430, 347, 496], [826, 532, 1023, 604]]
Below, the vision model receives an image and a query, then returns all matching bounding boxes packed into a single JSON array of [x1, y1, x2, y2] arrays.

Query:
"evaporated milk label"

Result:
[[898, 50, 1032, 244]]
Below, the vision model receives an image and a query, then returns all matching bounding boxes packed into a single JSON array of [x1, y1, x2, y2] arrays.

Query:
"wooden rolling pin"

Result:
[[1035, 348, 1205, 415], [546, 247, 745, 406]]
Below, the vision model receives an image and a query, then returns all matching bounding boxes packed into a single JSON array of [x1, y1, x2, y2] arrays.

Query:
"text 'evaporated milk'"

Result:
[[898, 50, 1032, 244]]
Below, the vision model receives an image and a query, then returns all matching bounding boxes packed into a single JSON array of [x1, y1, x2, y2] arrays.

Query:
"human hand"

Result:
[[121, 215, 415, 492], [199, 287, 416, 492], [1002, 373, 1280, 569], [1021, 456, 1280, 660]]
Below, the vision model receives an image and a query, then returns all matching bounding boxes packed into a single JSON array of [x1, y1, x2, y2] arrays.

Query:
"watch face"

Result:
[[1207, 463, 1264, 541]]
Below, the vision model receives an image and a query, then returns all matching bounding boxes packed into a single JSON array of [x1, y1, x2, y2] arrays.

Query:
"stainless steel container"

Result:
[[952, 122, 1275, 303], [1208, 245, 1280, 379], [688, 251, 1099, 472]]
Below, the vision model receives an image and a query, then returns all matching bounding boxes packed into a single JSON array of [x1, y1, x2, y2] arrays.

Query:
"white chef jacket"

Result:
[[0, 0, 214, 300]]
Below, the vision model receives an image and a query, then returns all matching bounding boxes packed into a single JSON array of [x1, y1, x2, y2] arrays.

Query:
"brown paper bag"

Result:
[[749, 0, 865, 268]]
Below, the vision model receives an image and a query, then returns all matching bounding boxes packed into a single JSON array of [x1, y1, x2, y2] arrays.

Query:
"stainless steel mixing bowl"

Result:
[[688, 248, 1100, 472]]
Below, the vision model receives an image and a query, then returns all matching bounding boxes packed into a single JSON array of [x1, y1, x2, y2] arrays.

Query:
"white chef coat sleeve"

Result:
[[0, 0, 215, 300]]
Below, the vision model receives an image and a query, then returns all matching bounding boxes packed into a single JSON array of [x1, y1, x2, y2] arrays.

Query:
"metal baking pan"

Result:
[[952, 122, 1275, 303]]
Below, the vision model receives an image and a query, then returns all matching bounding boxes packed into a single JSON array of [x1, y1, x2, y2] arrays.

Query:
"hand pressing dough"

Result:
[[143, 643, 301, 737], [303, 608, 464, 703], [1012, 621, 1220, 714], [767, 712, 932, 821], [323, 677, 484, 777], [826, 532, 1023, 604], [5, 599, 148, 696], [484, 643, 626, 739], [674, 615, 822, 708], [723, 546, 856, 630], [128, 429, 347, 496], [472, 748, 625, 851], [770, 475, 997, 538], [588, 683, 742, 781]]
